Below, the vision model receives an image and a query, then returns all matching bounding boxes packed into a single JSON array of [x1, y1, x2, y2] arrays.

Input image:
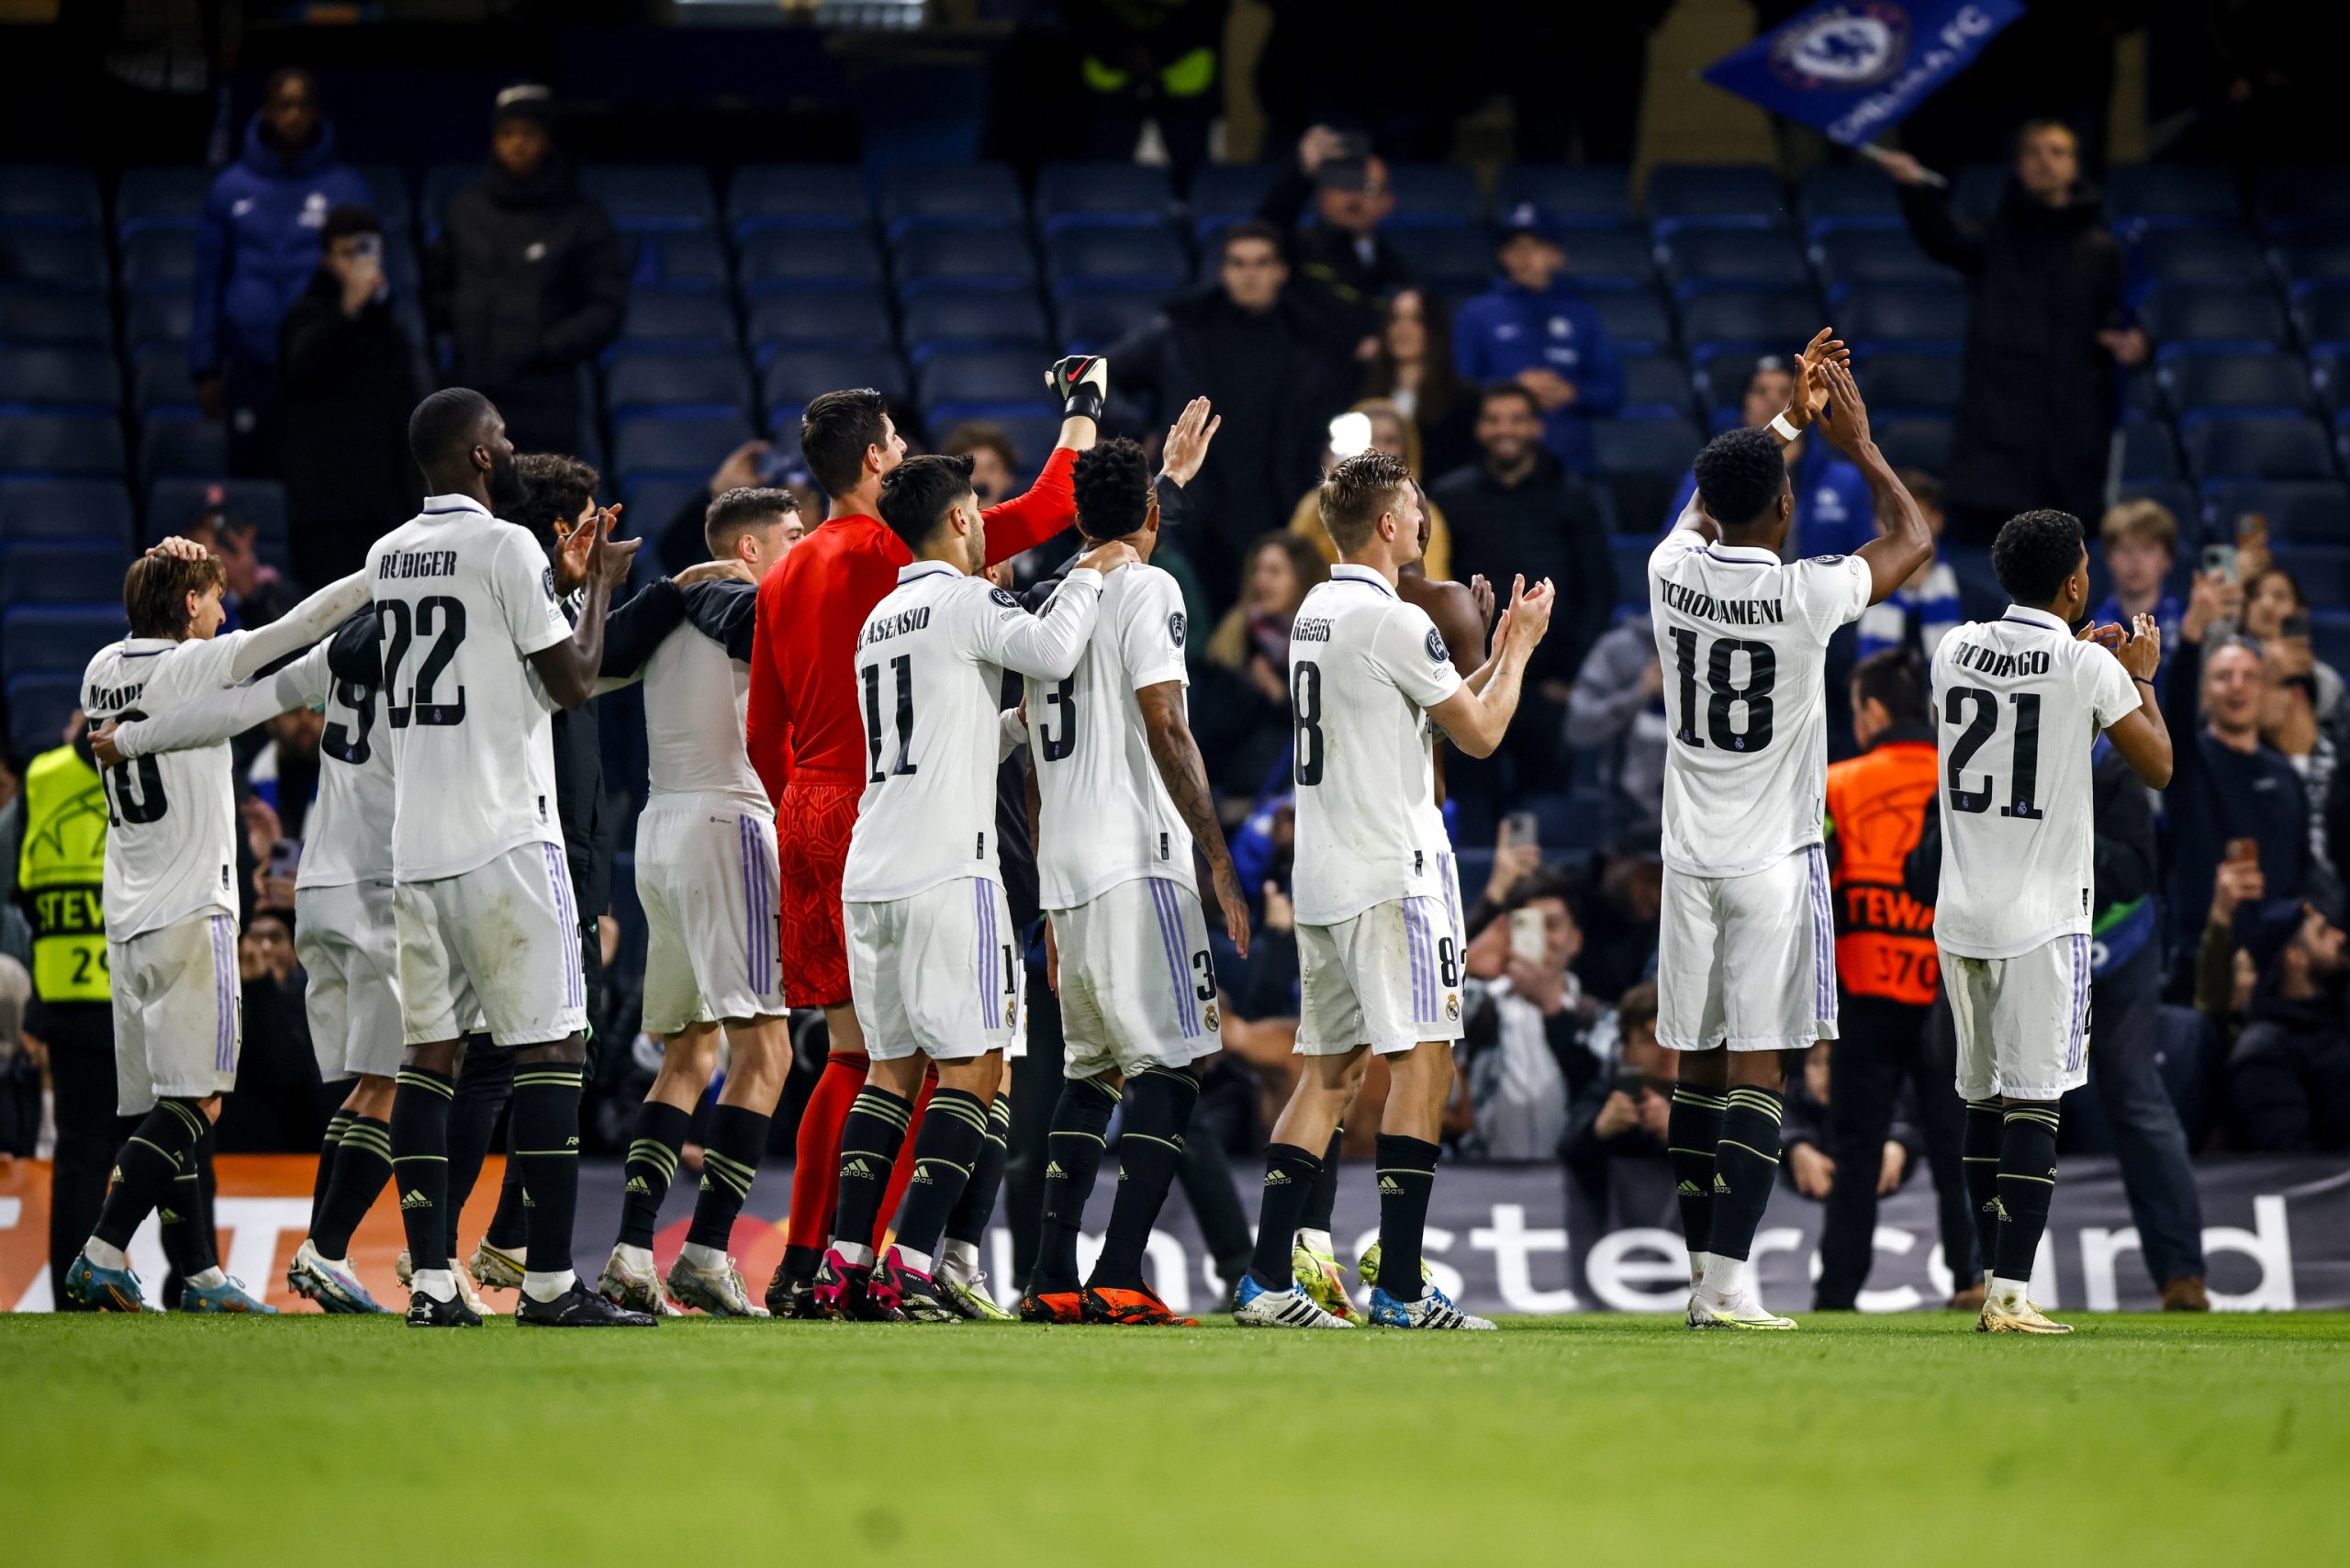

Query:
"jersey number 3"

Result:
[[1667, 629, 1774, 753]]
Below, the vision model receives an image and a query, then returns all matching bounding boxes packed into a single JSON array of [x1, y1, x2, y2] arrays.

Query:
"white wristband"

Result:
[[1769, 411, 1801, 442]]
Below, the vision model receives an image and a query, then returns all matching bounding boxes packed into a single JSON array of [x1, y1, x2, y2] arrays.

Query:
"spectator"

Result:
[[1197, 533, 1327, 799], [1853, 468, 1962, 663], [1572, 851, 1663, 1004], [2228, 559, 2344, 726], [191, 67, 372, 476], [1561, 980, 1673, 1207], [2195, 850, 2268, 1053], [2227, 899, 2350, 1151], [1663, 358, 1874, 558], [1451, 204, 1622, 475], [1256, 125, 1415, 350], [185, 502, 301, 632], [942, 420, 1022, 506], [427, 84, 626, 454], [1361, 287, 1477, 476], [1782, 1042, 1921, 1217], [1454, 868, 1604, 1161], [2090, 499, 2185, 679], [1287, 399, 1454, 580], [247, 705, 324, 845], [2263, 658, 2337, 876], [275, 204, 420, 587], [1108, 220, 1357, 601], [655, 440, 790, 576], [1877, 121, 2144, 543], [1564, 610, 1666, 852], [213, 908, 322, 1153]]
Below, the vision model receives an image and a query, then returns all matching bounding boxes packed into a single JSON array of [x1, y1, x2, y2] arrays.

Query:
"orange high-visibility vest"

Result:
[[1824, 738, 1940, 1005]]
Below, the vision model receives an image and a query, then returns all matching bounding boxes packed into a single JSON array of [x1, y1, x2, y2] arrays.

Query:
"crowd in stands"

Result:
[[6, 47, 2350, 1310]]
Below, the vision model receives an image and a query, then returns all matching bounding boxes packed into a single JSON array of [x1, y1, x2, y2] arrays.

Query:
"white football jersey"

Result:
[[842, 562, 1104, 902], [632, 580, 766, 812], [1930, 604, 2143, 958], [283, 638, 397, 890], [1023, 563, 1192, 911], [365, 495, 574, 883], [1288, 565, 1463, 928], [1648, 523, 1872, 879]]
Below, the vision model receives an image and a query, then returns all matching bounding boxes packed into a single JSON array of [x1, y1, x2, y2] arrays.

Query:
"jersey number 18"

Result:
[[1667, 629, 1775, 753]]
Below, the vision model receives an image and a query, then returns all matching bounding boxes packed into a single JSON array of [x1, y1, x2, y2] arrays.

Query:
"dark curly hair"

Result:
[[877, 452, 975, 553], [1072, 437, 1152, 542], [1852, 648, 1930, 726], [510, 452, 600, 554], [1992, 509, 2087, 607], [1693, 426, 1787, 532]]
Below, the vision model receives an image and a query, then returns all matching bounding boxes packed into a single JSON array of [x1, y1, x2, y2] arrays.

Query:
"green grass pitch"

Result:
[[6, 1311, 2344, 1565]]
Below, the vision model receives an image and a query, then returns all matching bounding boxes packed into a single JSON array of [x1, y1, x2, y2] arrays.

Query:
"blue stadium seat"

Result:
[[1645, 164, 1788, 232], [113, 166, 210, 236], [1056, 287, 1159, 353], [1659, 230, 1810, 293], [2159, 351, 2312, 417], [124, 292, 190, 357], [2106, 165, 2240, 233], [1382, 227, 1494, 292], [2183, 414, 2336, 481], [1610, 536, 1655, 602], [612, 412, 758, 480], [1383, 164, 1483, 229], [625, 231, 729, 294], [2296, 287, 2350, 355], [737, 230, 886, 294], [0, 286, 112, 349], [2268, 543, 2350, 602], [1552, 228, 1651, 286], [1796, 163, 1901, 234], [138, 416, 224, 485], [1620, 353, 1695, 420], [745, 291, 893, 354], [119, 228, 195, 294], [2135, 228, 2268, 288], [0, 165, 102, 230], [148, 476, 285, 540], [0, 413, 124, 477], [902, 288, 1049, 357], [891, 228, 1036, 294], [616, 476, 708, 537], [2142, 285, 2290, 350], [1, 229, 109, 294], [603, 352, 752, 420], [1493, 165, 1636, 229], [729, 166, 870, 236], [1043, 227, 1187, 294], [0, 541, 129, 607], [916, 347, 1056, 419], [1833, 282, 1969, 347], [420, 163, 475, 239], [0, 477, 134, 545], [579, 166, 718, 233], [1585, 289, 1673, 351], [6, 670, 83, 759], [1187, 164, 1281, 235], [1852, 348, 1963, 413], [0, 606, 124, 678], [355, 165, 412, 236], [1591, 414, 1704, 476], [1692, 347, 1763, 413], [2258, 167, 2350, 238], [878, 163, 1024, 240], [611, 292, 735, 353], [131, 353, 201, 419], [2119, 420, 2181, 483], [1035, 162, 1175, 233], [2280, 237, 2350, 290], [0, 346, 118, 412], [1875, 416, 1953, 474], [2200, 479, 2350, 544], [1677, 287, 1819, 356], [760, 347, 909, 412], [1811, 229, 1953, 287]]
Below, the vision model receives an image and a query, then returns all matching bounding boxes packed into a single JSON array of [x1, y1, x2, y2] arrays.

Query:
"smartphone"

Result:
[[2282, 610, 2311, 640], [2201, 543, 2238, 583], [351, 233, 382, 263], [1503, 809, 1540, 851], [2227, 837, 2260, 869], [268, 838, 302, 879], [1509, 907, 1546, 964]]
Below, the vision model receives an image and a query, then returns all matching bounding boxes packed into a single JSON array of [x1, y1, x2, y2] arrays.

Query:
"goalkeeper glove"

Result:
[[1047, 354, 1110, 423]]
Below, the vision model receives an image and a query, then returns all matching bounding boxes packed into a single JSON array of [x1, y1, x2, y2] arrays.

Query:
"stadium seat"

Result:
[[902, 288, 1049, 357], [616, 476, 708, 538], [2141, 284, 2290, 349], [1874, 416, 1953, 474], [1383, 163, 1483, 229], [0, 476, 133, 545], [2135, 228, 2269, 288], [1619, 353, 1695, 420], [0, 346, 119, 412], [0, 541, 129, 607], [1056, 287, 1160, 353], [1186, 163, 1281, 241], [1852, 349, 1963, 413], [1811, 229, 1953, 287], [737, 230, 886, 294], [579, 165, 718, 233], [1035, 162, 1175, 233], [0, 412, 125, 477], [878, 162, 1024, 240], [1692, 347, 1763, 414], [1043, 227, 1188, 294], [113, 166, 210, 236], [760, 347, 908, 412], [1796, 163, 1901, 234], [1676, 287, 1820, 357], [891, 228, 1036, 294], [1645, 164, 1788, 232], [1585, 289, 1673, 351], [2159, 352, 2313, 416], [728, 165, 870, 236], [6, 670, 83, 759], [2257, 166, 2350, 238], [2182, 414, 2336, 481], [612, 412, 759, 480], [2200, 479, 2350, 544], [1659, 229, 1811, 292], [2278, 237, 2350, 290], [355, 165, 413, 236], [916, 347, 1056, 420], [148, 476, 285, 540], [0, 164, 102, 229], [745, 290, 893, 354], [131, 353, 202, 419], [0, 285, 112, 349], [0, 229, 108, 291], [1382, 227, 1494, 293], [611, 292, 736, 353], [2119, 420, 2182, 483], [1493, 165, 1637, 229], [603, 351, 753, 420], [625, 231, 729, 294], [2105, 164, 2240, 233], [1552, 229, 1652, 287], [0, 605, 125, 678], [1590, 415, 1704, 477], [2297, 286, 2350, 355], [1833, 282, 1969, 347], [138, 416, 225, 485], [2268, 543, 2350, 602], [119, 228, 196, 294], [968, 412, 1066, 481], [123, 292, 190, 358]]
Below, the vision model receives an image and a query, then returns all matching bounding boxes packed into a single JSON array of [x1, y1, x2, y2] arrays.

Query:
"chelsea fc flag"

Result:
[[1703, 0, 2028, 147]]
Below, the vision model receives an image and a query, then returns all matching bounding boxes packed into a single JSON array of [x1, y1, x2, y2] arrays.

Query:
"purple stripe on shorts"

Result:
[[2068, 934, 2089, 1072], [212, 913, 234, 1071], [1148, 879, 1196, 1037], [1406, 898, 1434, 1025], [973, 880, 990, 1030], [1808, 846, 1835, 1024], [544, 844, 583, 1010], [736, 817, 759, 998]]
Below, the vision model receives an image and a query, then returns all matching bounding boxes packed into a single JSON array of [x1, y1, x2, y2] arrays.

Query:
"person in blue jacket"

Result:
[[1662, 355, 1874, 557], [1450, 203, 1622, 475], [190, 68, 373, 475]]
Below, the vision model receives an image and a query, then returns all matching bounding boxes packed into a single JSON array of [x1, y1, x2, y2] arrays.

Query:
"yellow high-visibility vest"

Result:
[[17, 744, 110, 1002]]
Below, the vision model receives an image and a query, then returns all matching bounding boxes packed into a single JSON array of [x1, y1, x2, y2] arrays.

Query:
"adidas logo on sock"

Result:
[[1676, 1180, 1702, 1196], [1988, 1197, 2010, 1222], [699, 1176, 712, 1191], [400, 1189, 432, 1211], [911, 1168, 933, 1184], [158, 1207, 181, 1225], [1712, 1174, 1730, 1194], [1264, 1170, 1292, 1188], [624, 1176, 651, 1194], [107, 1165, 122, 1185], [844, 1157, 878, 1179], [1045, 1161, 1066, 1179], [1378, 1176, 1404, 1195]]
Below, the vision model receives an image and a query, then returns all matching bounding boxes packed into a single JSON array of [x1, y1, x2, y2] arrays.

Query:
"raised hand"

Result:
[[1505, 575, 1556, 646], [2114, 612, 2162, 682], [1160, 397, 1221, 487], [1816, 355, 1874, 457], [588, 508, 641, 592], [1785, 327, 1850, 431], [1469, 572, 1495, 631], [1048, 354, 1110, 422]]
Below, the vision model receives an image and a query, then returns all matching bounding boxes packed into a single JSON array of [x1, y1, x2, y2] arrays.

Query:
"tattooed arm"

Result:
[[1136, 681, 1249, 957]]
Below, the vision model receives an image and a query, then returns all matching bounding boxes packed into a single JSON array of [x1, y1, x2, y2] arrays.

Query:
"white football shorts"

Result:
[[1942, 932, 2093, 1103], [1297, 865, 1467, 1058], [635, 800, 789, 1036], [110, 911, 240, 1114], [1057, 875, 1221, 1079], [1657, 844, 1838, 1052], [394, 840, 588, 1047], [845, 876, 1022, 1062], [296, 879, 404, 1081]]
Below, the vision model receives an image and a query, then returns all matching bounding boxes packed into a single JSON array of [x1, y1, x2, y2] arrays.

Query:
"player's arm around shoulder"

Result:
[[2087, 614, 2172, 790]]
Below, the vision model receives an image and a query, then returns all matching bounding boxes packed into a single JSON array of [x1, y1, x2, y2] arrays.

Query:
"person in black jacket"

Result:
[[1877, 121, 2147, 544], [277, 204, 420, 587], [426, 85, 625, 456], [2227, 899, 2350, 1152], [1255, 126, 1416, 353]]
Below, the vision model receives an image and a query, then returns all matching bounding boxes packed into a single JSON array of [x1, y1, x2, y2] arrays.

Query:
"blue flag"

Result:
[[1703, 0, 2028, 147]]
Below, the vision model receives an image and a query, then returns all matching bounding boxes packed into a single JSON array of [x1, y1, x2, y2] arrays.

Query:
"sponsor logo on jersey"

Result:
[[989, 587, 1022, 610]]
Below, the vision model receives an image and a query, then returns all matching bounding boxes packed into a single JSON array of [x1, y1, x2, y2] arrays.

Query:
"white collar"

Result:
[[897, 561, 961, 585], [1328, 563, 1398, 599], [1705, 542, 1780, 565], [420, 493, 491, 519], [2000, 603, 2070, 633]]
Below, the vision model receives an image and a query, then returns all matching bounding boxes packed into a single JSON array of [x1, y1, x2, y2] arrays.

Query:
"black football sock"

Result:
[[1993, 1104, 2061, 1290], [779, 1243, 822, 1287], [312, 1114, 392, 1259], [485, 1118, 530, 1253], [618, 1100, 694, 1249], [443, 1036, 511, 1256], [390, 1066, 456, 1272], [93, 1097, 204, 1252], [1708, 1085, 1785, 1265], [1246, 1142, 1324, 1291], [1963, 1099, 2004, 1281], [311, 1110, 352, 1233], [892, 1088, 990, 1264], [686, 1103, 770, 1253], [944, 1092, 1012, 1252], [510, 1061, 586, 1282], [829, 1085, 912, 1262], [1373, 1134, 1438, 1299], [1300, 1126, 1342, 1236], [1668, 1087, 1726, 1260], [1090, 1066, 1199, 1291], [1035, 1076, 1118, 1294], [161, 1115, 219, 1278]]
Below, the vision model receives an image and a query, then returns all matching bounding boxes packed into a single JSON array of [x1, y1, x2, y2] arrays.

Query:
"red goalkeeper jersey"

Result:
[[747, 444, 1080, 797]]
